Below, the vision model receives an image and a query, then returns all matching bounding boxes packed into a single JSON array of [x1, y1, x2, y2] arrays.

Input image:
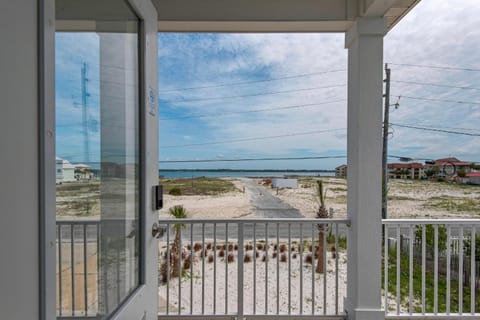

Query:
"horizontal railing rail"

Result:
[[158, 218, 349, 319], [382, 219, 480, 319]]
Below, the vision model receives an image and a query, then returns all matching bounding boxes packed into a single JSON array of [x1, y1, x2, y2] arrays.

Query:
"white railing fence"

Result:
[[54, 218, 480, 320], [383, 219, 480, 319], [158, 218, 349, 319]]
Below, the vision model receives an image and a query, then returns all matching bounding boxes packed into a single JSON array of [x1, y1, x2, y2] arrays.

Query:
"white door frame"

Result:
[[40, 0, 159, 319]]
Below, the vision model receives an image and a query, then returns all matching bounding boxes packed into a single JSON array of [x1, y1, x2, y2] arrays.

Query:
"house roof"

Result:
[[425, 157, 473, 167], [466, 172, 480, 177], [335, 164, 347, 170], [388, 162, 423, 169]]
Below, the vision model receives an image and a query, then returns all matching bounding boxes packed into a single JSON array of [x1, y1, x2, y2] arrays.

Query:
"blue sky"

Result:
[[56, 0, 480, 170]]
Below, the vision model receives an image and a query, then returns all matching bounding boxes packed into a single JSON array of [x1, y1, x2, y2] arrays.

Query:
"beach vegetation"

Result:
[[160, 177, 237, 195]]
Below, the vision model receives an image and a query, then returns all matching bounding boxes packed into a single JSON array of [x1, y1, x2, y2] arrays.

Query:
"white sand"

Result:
[[158, 243, 347, 315], [159, 179, 255, 219]]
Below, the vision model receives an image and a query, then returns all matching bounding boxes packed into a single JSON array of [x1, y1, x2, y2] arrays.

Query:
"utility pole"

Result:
[[382, 63, 391, 220], [81, 62, 90, 163]]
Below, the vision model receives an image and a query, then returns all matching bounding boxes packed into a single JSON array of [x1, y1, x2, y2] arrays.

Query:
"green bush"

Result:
[[168, 187, 182, 196]]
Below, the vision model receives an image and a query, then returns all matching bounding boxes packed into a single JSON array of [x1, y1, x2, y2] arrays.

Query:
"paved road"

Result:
[[243, 179, 303, 219]]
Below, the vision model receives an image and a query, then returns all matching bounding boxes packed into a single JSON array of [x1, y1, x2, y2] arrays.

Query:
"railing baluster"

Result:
[[434, 224, 438, 314], [213, 223, 217, 314], [71, 224, 75, 316], [253, 223, 256, 315], [335, 222, 339, 315], [300, 223, 303, 315], [323, 225, 327, 315], [190, 223, 193, 315], [312, 223, 315, 315], [288, 222, 291, 315], [58, 224, 63, 316], [384, 224, 388, 314], [396, 225, 400, 315], [83, 224, 88, 316], [422, 225, 426, 315], [471, 226, 476, 315], [447, 226, 451, 315], [166, 225, 170, 315], [202, 223, 205, 315], [225, 222, 228, 314], [459, 226, 464, 315], [237, 222, 244, 318], [265, 223, 268, 315], [276, 222, 280, 314], [409, 225, 414, 315], [178, 226, 182, 315]]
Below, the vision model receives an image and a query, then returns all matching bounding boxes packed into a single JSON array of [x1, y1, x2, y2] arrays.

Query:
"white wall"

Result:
[[0, 0, 39, 319]]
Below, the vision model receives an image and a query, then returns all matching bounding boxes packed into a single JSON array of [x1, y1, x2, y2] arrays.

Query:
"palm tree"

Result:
[[169, 205, 187, 278], [316, 180, 329, 273]]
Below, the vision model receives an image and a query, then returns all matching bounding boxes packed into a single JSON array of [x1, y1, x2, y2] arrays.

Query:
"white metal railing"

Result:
[[383, 219, 480, 319], [157, 218, 349, 319], [56, 219, 100, 318]]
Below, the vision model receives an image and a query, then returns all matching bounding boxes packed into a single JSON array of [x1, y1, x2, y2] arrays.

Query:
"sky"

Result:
[[55, 0, 480, 170]]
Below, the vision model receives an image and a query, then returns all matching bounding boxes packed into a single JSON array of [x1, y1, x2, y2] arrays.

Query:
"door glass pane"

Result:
[[55, 1, 140, 318]]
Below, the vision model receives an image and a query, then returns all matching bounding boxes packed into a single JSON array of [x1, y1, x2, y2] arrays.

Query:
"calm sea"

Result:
[[159, 170, 335, 178]]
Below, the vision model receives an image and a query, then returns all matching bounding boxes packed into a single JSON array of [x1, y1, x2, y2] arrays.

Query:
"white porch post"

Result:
[[344, 17, 386, 320]]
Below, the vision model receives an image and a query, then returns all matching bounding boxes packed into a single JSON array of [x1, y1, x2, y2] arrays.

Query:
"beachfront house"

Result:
[[387, 162, 424, 179], [335, 164, 348, 177], [424, 157, 473, 178], [4, 1, 479, 320]]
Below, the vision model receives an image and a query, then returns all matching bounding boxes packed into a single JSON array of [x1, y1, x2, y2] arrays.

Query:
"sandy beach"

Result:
[[159, 177, 480, 220]]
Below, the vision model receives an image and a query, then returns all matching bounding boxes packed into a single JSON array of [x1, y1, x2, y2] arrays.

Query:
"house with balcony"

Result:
[[2, 1, 479, 320], [335, 164, 348, 178], [387, 162, 424, 179], [424, 157, 473, 178]]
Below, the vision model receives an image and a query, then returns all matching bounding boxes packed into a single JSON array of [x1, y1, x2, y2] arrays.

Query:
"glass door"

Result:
[[54, 0, 158, 319]]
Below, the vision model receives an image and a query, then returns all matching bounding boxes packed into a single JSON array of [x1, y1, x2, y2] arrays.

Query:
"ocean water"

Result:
[[159, 170, 335, 178]]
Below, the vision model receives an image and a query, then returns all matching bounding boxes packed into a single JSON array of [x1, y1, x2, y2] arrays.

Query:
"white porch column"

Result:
[[344, 17, 386, 320]]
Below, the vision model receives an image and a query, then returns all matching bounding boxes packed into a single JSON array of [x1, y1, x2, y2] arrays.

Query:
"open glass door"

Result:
[[54, 0, 158, 319]]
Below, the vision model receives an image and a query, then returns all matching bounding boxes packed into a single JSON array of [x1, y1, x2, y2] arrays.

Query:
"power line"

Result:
[[390, 123, 480, 136], [159, 99, 346, 121], [388, 62, 480, 73], [159, 155, 346, 163], [166, 84, 346, 103], [392, 80, 480, 91], [161, 128, 346, 148], [159, 69, 346, 93], [396, 95, 480, 106]]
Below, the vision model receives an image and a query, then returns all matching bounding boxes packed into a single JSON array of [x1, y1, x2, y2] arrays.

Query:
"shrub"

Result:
[[261, 254, 268, 262], [168, 187, 182, 196], [218, 250, 225, 257], [206, 242, 212, 250], [183, 257, 191, 270], [208, 254, 214, 263], [280, 253, 287, 262], [305, 254, 313, 264], [227, 253, 235, 263], [228, 243, 234, 251], [234, 244, 238, 251], [194, 243, 202, 252], [292, 253, 297, 259], [244, 254, 252, 263], [280, 244, 287, 253], [255, 251, 259, 258], [272, 252, 277, 259], [257, 243, 264, 251], [245, 244, 253, 251]]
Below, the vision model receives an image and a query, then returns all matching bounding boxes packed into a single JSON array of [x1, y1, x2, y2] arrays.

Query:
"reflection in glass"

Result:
[[55, 1, 140, 318]]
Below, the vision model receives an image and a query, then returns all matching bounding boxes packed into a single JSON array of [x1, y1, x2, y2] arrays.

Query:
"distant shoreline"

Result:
[[159, 169, 335, 179], [160, 169, 335, 173]]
